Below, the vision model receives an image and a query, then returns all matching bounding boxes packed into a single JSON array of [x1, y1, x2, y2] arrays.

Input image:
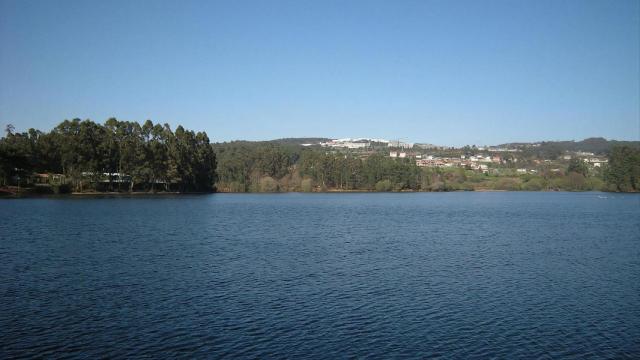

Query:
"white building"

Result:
[[388, 140, 413, 149], [321, 140, 369, 149]]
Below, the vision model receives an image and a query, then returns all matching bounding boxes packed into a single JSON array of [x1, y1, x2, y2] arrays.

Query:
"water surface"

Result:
[[1, 192, 639, 358]]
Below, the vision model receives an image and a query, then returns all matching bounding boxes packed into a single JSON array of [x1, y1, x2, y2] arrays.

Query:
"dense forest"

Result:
[[1, 121, 639, 194], [0, 119, 216, 193], [213, 141, 422, 192]]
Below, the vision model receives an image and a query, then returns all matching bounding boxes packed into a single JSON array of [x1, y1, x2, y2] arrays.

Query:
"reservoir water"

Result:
[[1, 192, 639, 358]]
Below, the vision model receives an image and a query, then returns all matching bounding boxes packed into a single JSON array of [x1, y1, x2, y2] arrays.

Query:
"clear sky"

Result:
[[0, 0, 638, 146]]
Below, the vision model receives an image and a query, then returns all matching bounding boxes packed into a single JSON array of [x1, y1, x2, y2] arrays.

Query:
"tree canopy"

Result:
[[606, 146, 640, 192], [0, 119, 217, 192]]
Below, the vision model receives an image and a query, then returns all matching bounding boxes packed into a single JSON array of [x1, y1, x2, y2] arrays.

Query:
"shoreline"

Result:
[[0, 188, 212, 198], [2, 188, 634, 198]]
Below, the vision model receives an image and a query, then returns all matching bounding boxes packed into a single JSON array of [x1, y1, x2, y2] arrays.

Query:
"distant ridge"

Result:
[[268, 138, 333, 145], [214, 137, 640, 154], [213, 138, 332, 146], [498, 137, 640, 154]]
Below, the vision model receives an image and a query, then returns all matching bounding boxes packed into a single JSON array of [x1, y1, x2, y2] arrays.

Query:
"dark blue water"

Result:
[[1, 192, 639, 358]]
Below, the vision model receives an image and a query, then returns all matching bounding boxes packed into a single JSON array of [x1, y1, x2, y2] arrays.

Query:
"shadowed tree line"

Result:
[[0, 119, 217, 192]]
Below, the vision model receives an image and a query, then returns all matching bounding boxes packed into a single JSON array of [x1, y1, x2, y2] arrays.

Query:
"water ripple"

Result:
[[1, 193, 639, 358]]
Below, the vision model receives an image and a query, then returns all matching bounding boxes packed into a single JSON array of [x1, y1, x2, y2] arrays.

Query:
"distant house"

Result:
[[390, 151, 408, 158], [321, 139, 369, 149], [388, 140, 413, 149], [415, 143, 440, 150], [416, 159, 445, 168], [469, 163, 489, 173], [584, 158, 608, 167], [81, 172, 132, 184], [343, 142, 369, 149], [33, 173, 50, 184], [31, 173, 66, 185]]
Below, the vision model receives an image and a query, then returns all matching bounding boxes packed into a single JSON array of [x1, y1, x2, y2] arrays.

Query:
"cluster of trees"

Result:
[[214, 142, 424, 192], [0, 119, 216, 192], [605, 146, 640, 192]]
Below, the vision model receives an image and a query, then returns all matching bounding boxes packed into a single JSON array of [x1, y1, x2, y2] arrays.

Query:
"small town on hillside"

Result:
[[309, 137, 609, 175]]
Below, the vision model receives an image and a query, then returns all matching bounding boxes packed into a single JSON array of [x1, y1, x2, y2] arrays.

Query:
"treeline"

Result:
[[213, 142, 640, 192], [214, 142, 421, 192], [0, 119, 216, 192], [505, 137, 640, 159], [2, 123, 639, 194]]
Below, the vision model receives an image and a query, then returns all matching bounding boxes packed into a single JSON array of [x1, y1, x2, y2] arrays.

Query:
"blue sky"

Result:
[[0, 0, 638, 146]]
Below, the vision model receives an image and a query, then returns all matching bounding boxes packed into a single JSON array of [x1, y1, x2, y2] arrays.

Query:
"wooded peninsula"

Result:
[[1, 119, 639, 195]]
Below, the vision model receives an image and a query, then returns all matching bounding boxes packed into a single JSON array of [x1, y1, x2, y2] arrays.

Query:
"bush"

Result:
[[259, 176, 279, 192], [454, 182, 475, 191], [492, 177, 522, 191], [375, 179, 393, 192], [34, 184, 54, 194], [567, 172, 587, 191], [228, 181, 245, 192], [285, 172, 302, 192], [549, 176, 569, 190], [301, 178, 313, 192], [54, 184, 71, 194], [586, 177, 605, 191], [522, 177, 545, 191], [427, 181, 447, 192]]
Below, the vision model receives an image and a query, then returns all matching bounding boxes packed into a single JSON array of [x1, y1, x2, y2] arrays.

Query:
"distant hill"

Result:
[[213, 137, 639, 154], [213, 138, 331, 146], [500, 137, 640, 155], [267, 137, 332, 145]]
